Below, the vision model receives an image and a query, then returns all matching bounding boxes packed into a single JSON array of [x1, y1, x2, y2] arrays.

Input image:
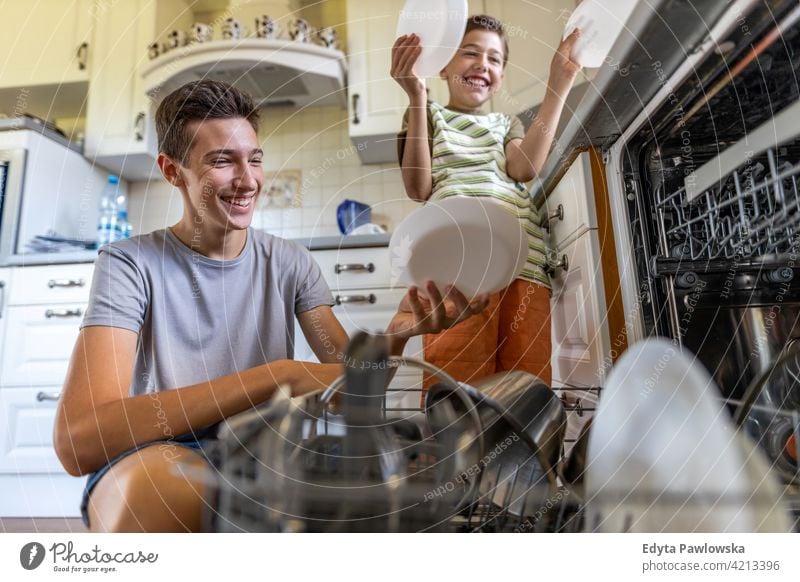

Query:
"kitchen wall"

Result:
[[129, 104, 417, 238]]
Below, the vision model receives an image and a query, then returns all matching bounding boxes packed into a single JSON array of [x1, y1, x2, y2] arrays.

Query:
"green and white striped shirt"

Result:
[[398, 102, 550, 288]]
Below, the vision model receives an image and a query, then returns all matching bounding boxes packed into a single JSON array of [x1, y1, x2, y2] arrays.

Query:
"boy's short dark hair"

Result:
[[466, 14, 509, 68], [155, 80, 260, 164]]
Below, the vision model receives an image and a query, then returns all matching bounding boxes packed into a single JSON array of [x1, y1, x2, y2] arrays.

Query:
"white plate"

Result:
[[389, 197, 528, 298], [563, 0, 639, 68], [396, 0, 468, 78], [584, 339, 788, 532]]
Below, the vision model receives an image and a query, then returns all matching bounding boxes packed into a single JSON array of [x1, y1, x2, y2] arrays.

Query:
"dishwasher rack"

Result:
[[654, 142, 800, 264], [204, 336, 799, 533]]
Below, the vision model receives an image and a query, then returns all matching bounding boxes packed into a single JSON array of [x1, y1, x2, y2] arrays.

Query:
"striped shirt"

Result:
[[398, 101, 550, 288]]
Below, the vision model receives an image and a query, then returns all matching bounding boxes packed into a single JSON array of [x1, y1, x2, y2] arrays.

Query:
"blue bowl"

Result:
[[337, 199, 372, 234]]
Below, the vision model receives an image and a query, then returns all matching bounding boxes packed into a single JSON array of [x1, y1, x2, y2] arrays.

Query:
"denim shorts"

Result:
[[80, 428, 217, 528]]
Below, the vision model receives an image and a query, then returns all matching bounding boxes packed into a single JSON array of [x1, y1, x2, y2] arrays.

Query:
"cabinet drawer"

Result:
[[312, 247, 391, 290], [9, 264, 94, 305], [294, 288, 422, 365], [544, 152, 597, 251], [1, 304, 84, 386], [0, 387, 66, 473]]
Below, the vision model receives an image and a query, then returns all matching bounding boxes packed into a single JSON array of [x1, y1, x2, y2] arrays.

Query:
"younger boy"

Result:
[[392, 15, 582, 387]]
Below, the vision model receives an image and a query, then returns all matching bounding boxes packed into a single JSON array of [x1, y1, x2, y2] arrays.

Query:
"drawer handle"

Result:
[[335, 294, 377, 305], [334, 262, 375, 274], [544, 254, 569, 276], [36, 391, 61, 402], [47, 278, 85, 289], [544, 204, 564, 231], [45, 308, 83, 319]]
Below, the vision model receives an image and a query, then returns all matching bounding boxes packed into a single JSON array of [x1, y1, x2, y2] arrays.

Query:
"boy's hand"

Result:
[[549, 28, 583, 91], [387, 281, 490, 341], [391, 34, 427, 105]]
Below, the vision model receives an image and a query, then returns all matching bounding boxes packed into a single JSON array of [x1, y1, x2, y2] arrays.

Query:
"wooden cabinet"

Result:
[[0, 0, 92, 89], [84, 0, 192, 180], [0, 263, 93, 518]]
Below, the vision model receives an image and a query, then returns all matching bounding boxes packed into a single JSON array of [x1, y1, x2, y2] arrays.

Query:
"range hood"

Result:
[[141, 39, 347, 108]]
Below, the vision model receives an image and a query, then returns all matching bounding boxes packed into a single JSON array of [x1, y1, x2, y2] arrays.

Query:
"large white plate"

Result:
[[585, 339, 790, 532], [396, 0, 468, 78], [563, 0, 639, 68], [389, 197, 528, 298]]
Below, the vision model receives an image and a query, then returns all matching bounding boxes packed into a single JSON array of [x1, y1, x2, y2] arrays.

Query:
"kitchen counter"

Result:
[[2, 232, 391, 266]]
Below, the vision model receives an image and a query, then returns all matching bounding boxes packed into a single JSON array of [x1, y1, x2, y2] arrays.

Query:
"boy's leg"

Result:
[[422, 292, 502, 394], [86, 443, 211, 532], [497, 279, 552, 385]]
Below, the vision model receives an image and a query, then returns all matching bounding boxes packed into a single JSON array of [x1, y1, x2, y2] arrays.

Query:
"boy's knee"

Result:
[[89, 444, 208, 532]]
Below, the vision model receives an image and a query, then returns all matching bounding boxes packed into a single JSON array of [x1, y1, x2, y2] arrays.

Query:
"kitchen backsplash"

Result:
[[129, 105, 417, 238]]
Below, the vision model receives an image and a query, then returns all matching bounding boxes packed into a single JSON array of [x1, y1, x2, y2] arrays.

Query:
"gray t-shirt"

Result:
[[81, 227, 334, 396]]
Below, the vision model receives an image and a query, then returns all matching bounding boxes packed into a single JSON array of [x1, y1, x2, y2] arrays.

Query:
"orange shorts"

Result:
[[422, 279, 552, 392]]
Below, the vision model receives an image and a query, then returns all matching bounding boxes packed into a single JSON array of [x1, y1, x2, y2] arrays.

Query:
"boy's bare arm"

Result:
[[392, 34, 432, 202], [506, 29, 582, 183], [54, 326, 342, 476]]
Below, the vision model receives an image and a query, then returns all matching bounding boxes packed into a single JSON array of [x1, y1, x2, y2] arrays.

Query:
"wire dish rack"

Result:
[[655, 144, 800, 263], [203, 333, 800, 533], [205, 333, 579, 533]]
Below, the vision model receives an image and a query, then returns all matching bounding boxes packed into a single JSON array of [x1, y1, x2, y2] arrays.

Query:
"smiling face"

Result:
[[166, 117, 264, 237], [441, 28, 506, 111]]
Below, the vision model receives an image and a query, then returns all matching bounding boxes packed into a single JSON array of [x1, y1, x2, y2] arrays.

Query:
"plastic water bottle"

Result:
[[96, 175, 119, 246], [114, 187, 131, 240]]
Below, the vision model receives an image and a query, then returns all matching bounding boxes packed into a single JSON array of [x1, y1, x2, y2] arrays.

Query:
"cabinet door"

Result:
[[549, 230, 610, 391], [483, 0, 576, 115], [346, 0, 408, 139], [1, 304, 84, 387], [0, 269, 9, 369], [84, 0, 158, 179], [0, 0, 91, 88], [0, 386, 65, 473], [544, 151, 597, 250]]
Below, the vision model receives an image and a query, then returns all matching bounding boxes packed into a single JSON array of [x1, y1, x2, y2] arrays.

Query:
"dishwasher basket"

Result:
[[205, 332, 574, 533]]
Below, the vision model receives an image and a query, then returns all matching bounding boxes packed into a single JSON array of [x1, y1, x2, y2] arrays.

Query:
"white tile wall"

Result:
[[129, 105, 416, 238]]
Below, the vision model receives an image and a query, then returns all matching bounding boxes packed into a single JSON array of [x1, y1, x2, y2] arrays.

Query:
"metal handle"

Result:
[[335, 294, 376, 306], [36, 391, 61, 402], [351, 93, 360, 125], [544, 204, 564, 230], [45, 308, 83, 319], [134, 111, 145, 141], [76, 42, 88, 70], [544, 254, 569, 276], [334, 262, 374, 274], [47, 278, 85, 289]]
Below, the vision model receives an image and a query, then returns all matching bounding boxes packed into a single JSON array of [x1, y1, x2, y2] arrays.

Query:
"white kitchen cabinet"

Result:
[[544, 151, 597, 249], [549, 231, 610, 389], [1, 304, 86, 387], [346, 0, 485, 164], [0, 0, 92, 89], [0, 269, 9, 369], [0, 263, 93, 518], [84, 0, 192, 181], [295, 245, 424, 412]]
